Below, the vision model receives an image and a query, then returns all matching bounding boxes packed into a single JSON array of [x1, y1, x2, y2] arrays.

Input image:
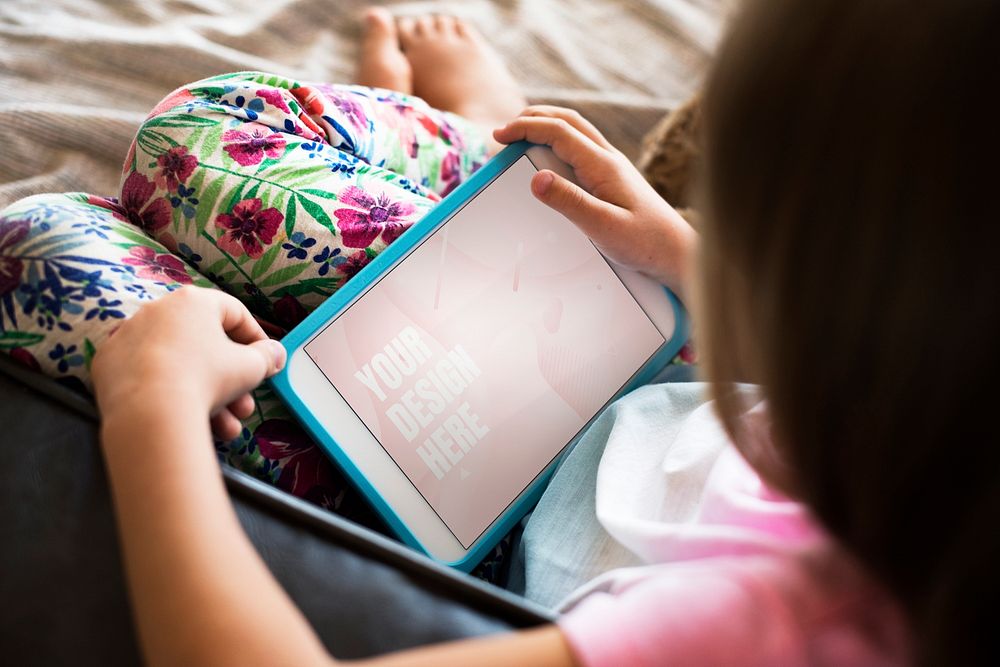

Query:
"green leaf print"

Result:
[[0, 330, 45, 350], [17, 232, 90, 259], [272, 276, 340, 298], [112, 224, 162, 247], [195, 174, 227, 232], [182, 170, 207, 235], [300, 188, 339, 201], [83, 338, 97, 372], [296, 193, 335, 231], [224, 181, 249, 213], [284, 196, 297, 237], [186, 169, 206, 197], [203, 256, 230, 276], [143, 115, 220, 130], [250, 243, 282, 280], [255, 156, 286, 174], [135, 128, 179, 158], [257, 261, 311, 288], [190, 84, 229, 97], [199, 124, 224, 163]]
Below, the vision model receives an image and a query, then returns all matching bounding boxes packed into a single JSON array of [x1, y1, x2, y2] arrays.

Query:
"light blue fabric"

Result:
[[506, 379, 710, 609]]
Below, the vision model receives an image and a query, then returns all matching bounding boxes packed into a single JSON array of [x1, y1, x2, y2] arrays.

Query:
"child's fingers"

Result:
[[166, 286, 268, 346], [211, 394, 255, 442], [531, 169, 624, 242], [227, 393, 256, 421], [210, 408, 243, 442], [215, 339, 286, 408], [493, 117, 609, 170], [214, 291, 268, 345], [519, 106, 615, 150], [188, 287, 266, 345]]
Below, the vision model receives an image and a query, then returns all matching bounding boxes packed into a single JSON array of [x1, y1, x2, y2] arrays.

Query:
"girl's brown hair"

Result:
[[698, 0, 997, 663]]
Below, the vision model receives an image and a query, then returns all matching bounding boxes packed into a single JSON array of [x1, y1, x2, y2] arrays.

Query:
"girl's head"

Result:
[[698, 0, 997, 663]]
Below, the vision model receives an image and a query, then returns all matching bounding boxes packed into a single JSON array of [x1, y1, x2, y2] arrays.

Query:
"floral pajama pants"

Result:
[[0, 70, 518, 577]]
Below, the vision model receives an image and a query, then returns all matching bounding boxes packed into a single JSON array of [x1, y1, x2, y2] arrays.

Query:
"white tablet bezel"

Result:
[[285, 146, 677, 562]]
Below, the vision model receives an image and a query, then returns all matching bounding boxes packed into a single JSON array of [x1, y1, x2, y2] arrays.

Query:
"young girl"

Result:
[[20, 0, 1000, 664]]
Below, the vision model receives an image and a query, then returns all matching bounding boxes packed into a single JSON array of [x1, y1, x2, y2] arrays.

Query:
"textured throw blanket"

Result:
[[0, 0, 727, 209]]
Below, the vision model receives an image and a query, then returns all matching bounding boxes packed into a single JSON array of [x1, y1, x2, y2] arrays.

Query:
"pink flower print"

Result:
[[678, 341, 698, 364], [121, 246, 193, 284], [439, 151, 461, 196], [86, 194, 118, 212], [331, 94, 368, 132], [215, 198, 283, 259], [116, 172, 172, 233], [333, 186, 416, 248], [154, 146, 197, 192], [254, 418, 339, 507], [9, 346, 41, 372], [256, 88, 291, 114], [222, 123, 287, 166], [0, 218, 29, 296], [273, 294, 308, 329], [336, 249, 372, 281]]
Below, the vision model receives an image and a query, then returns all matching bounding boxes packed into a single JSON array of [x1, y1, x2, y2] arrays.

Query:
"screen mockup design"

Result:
[[305, 155, 665, 547]]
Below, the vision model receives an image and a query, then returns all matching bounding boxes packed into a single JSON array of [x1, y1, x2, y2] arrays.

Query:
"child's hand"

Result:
[[494, 107, 697, 299], [91, 287, 286, 441]]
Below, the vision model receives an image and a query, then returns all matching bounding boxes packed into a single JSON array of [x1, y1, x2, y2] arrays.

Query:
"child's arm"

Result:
[[494, 107, 697, 302], [92, 287, 576, 667]]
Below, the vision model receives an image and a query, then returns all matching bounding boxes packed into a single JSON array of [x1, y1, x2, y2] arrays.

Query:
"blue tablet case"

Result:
[[270, 141, 689, 570]]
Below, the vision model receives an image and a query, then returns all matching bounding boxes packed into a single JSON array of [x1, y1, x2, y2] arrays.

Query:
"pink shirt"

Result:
[[555, 399, 910, 666]]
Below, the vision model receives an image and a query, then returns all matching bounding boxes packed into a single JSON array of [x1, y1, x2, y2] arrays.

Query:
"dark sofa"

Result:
[[0, 354, 551, 665]]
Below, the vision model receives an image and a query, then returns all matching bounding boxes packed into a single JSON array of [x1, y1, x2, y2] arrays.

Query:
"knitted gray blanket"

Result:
[[0, 0, 726, 209]]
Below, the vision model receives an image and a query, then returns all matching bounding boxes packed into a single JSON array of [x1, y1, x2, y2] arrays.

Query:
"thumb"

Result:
[[531, 170, 624, 242], [218, 338, 287, 404]]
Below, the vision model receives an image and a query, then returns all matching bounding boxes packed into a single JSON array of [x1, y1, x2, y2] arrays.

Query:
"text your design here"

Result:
[[353, 326, 490, 480]]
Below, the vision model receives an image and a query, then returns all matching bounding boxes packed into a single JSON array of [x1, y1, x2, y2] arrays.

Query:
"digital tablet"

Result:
[[270, 142, 688, 570]]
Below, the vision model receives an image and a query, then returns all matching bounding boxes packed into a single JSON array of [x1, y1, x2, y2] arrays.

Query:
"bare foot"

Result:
[[355, 7, 412, 93], [396, 14, 526, 144]]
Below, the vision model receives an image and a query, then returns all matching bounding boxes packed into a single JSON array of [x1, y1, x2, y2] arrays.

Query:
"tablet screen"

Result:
[[305, 155, 665, 548]]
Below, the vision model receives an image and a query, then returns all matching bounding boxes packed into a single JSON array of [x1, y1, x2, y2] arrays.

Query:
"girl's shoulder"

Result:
[[559, 383, 909, 667], [558, 546, 910, 667]]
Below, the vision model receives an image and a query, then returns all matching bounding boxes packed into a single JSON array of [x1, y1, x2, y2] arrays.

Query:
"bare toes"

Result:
[[397, 17, 417, 47], [415, 16, 434, 37], [356, 7, 411, 92], [362, 7, 397, 48], [435, 15, 457, 35], [454, 17, 477, 39]]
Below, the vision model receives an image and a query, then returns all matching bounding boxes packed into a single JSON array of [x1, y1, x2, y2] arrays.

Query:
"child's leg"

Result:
[[0, 192, 212, 389], [121, 70, 489, 322], [0, 73, 492, 521], [0, 192, 367, 515], [4, 27, 523, 565]]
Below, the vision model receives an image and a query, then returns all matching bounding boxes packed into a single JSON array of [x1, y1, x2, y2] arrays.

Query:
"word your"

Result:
[[354, 326, 490, 480]]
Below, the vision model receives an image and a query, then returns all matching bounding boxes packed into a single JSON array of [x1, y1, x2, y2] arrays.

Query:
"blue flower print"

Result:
[[124, 282, 153, 301], [85, 297, 126, 322], [221, 85, 266, 121], [326, 159, 356, 176], [48, 343, 84, 373], [177, 243, 203, 266], [313, 246, 343, 276], [282, 231, 317, 260], [169, 184, 199, 219], [71, 218, 113, 239], [299, 141, 325, 159], [394, 177, 424, 196], [59, 266, 112, 301]]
